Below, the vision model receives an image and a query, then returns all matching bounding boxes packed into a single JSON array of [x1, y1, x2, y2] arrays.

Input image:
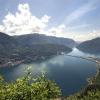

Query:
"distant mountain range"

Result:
[[14, 33, 75, 48], [0, 32, 75, 66], [1, 32, 100, 66], [77, 37, 100, 54]]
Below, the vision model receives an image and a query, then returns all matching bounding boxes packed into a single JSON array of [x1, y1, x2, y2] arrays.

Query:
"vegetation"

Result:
[[0, 32, 100, 99], [0, 64, 100, 100], [77, 37, 100, 54], [0, 68, 61, 100], [14, 33, 75, 48], [0, 32, 72, 65], [65, 90, 100, 100]]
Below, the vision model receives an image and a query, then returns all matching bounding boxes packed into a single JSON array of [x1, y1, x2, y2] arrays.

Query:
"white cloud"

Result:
[[48, 24, 100, 41], [0, 3, 99, 41], [0, 3, 51, 35], [48, 24, 65, 36], [72, 30, 100, 41], [47, 0, 100, 41], [0, 25, 5, 32]]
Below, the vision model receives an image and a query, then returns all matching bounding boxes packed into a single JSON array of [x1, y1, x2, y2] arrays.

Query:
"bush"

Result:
[[0, 69, 61, 100]]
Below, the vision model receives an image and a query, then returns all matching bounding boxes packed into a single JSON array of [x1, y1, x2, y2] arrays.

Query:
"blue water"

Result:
[[0, 48, 97, 95]]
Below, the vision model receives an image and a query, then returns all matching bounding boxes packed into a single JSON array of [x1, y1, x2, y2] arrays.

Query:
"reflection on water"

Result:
[[0, 48, 97, 95]]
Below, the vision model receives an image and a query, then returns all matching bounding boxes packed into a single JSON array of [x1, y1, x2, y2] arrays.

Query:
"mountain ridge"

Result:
[[0, 32, 74, 66], [13, 33, 75, 48], [77, 37, 100, 54]]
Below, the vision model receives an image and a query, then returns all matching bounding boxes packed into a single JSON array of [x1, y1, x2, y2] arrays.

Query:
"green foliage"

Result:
[[0, 64, 100, 100], [66, 90, 100, 100], [0, 69, 61, 100]]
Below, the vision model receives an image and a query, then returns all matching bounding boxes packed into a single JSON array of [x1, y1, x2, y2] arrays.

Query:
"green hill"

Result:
[[0, 32, 72, 66], [77, 38, 100, 54]]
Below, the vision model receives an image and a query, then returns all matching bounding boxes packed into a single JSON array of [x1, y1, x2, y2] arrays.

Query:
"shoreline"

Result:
[[0, 60, 25, 68], [0, 54, 100, 97], [0, 51, 68, 68], [87, 62, 100, 85]]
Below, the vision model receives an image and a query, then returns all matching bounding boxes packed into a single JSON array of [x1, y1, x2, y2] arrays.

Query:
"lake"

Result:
[[0, 48, 97, 96]]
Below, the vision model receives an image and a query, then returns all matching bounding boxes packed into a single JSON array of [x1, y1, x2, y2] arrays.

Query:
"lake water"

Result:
[[0, 48, 97, 95]]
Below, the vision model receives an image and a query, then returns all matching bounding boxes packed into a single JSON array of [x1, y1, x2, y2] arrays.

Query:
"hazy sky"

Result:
[[0, 0, 100, 41]]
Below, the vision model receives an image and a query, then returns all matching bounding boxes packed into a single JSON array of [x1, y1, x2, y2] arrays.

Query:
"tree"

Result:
[[0, 68, 61, 100]]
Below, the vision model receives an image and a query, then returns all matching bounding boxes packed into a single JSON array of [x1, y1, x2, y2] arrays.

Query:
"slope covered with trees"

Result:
[[0, 32, 73, 66], [77, 37, 100, 54], [14, 33, 75, 48]]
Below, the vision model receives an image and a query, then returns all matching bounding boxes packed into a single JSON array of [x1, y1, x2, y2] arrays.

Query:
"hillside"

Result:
[[0, 32, 19, 64], [16, 43, 72, 63], [0, 32, 17, 51], [0, 32, 72, 66], [77, 37, 100, 54], [14, 33, 75, 48]]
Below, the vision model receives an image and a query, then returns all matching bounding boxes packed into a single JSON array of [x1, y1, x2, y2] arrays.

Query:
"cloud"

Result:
[[48, 24, 100, 41], [48, 24, 65, 36], [0, 2, 99, 41], [46, 0, 100, 41], [48, 23, 89, 37], [0, 3, 51, 35], [63, 0, 99, 25]]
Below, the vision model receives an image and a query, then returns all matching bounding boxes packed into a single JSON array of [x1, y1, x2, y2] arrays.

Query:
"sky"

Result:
[[0, 0, 100, 41]]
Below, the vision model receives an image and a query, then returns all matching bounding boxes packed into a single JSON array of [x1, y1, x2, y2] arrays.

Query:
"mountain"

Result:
[[0, 32, 18, 57], [0, 32, 19, 64], [0, 32, 73, 66], [14, 33, 75, 48], [0, 32, 16, 47], [77, 37, 100, 54]]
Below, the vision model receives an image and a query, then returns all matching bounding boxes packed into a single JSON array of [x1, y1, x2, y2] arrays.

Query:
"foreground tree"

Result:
[[0, 69, 61, 100]]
